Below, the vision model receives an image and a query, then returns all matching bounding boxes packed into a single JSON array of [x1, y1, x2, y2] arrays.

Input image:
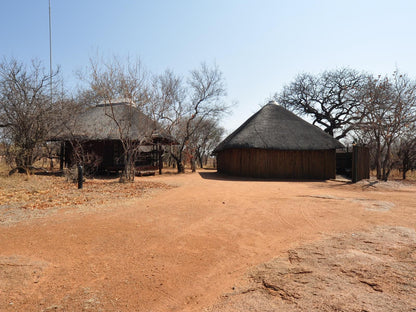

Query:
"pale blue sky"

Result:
[[1, 0, 416, 133]]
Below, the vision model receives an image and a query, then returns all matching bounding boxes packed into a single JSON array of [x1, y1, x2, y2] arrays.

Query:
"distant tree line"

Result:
[[0, 56, 227, 180], [275, 68, 416, 181], [2, 56, 416, 181], [0, 58, 71, 173]]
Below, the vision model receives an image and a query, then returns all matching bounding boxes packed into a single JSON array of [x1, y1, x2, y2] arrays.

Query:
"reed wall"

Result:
[[217, 148, 336, 179]]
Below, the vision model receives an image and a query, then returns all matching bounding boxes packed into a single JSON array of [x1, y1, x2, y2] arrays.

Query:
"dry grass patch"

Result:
[[371, 169, 416, 181], [0, 161, 172, 225]]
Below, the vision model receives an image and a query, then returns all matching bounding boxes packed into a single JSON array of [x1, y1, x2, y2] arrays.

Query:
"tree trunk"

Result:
[[403, 154, 409, 180], [383, 168, 391, 181], [14, 148, 34, 174], [381, 142, 392, 181], [197, 152, 203, 169], [50, 157, 54, 170], [176, 159, 184, 173], [375, 139, 382, 180], [127, 153, 135, 182], [191, 157, 196, 172], [120, 153, 130, 182]]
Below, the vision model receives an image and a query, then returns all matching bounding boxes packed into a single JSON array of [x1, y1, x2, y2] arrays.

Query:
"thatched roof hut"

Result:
[[49, 102, 175, 173], [214, 101, 343, 179], [50, 102, 173, 144]]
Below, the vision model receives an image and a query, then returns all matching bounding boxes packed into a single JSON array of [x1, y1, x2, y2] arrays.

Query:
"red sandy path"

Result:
[[1, 170, 415, 311]]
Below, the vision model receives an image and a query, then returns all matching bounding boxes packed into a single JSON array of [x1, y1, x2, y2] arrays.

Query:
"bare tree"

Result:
[[51, 95, 101, 174], [357, 72, 416, 181], [152, 63, 227, 173], [81, 56, 151, 182], [397, 130, 416, 180], [276, 68, 368, 140], [0, 57, 61, 173], [188, 117, 224, 168]]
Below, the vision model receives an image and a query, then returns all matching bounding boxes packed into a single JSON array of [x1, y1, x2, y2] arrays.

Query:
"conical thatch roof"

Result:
[[214, 101, 343, 152], [49, 102, 174, 144]]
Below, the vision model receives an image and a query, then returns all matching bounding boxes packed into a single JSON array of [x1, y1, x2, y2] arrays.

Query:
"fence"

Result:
[[352, 145, 370, 183]]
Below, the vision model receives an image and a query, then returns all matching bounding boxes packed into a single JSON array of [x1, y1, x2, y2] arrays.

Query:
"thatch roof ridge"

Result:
[[214, 102, 344, 152]]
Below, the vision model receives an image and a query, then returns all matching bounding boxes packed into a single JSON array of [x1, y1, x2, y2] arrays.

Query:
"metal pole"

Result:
[[48, 0, 53, 104]]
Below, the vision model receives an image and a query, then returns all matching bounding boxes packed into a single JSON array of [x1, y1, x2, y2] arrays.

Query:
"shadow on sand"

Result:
[[198, 170, 327, 183]]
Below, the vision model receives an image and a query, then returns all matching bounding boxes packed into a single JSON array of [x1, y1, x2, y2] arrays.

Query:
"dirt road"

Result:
[[1, 170, 415, 311]]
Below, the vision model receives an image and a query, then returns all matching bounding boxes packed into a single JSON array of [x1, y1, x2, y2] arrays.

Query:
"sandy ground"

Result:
[[208, 226, 416, 312], [0, 170, 416, 311]]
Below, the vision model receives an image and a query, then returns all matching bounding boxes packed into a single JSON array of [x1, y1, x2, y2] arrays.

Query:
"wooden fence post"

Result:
[[77, 165, 83, 189], [158, 144, 162, 175]]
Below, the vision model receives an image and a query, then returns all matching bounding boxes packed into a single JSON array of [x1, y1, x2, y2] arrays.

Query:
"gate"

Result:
[[352, 145, 370, 183], [336, 145, 370, 183]]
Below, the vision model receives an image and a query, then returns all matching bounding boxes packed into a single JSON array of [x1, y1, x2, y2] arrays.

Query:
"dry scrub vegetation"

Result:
[[0, 160, 170, 226], [371, 169, 416, 181]]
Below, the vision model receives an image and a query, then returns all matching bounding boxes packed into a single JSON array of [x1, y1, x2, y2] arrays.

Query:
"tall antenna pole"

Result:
[[48, 0, 53, 104]]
